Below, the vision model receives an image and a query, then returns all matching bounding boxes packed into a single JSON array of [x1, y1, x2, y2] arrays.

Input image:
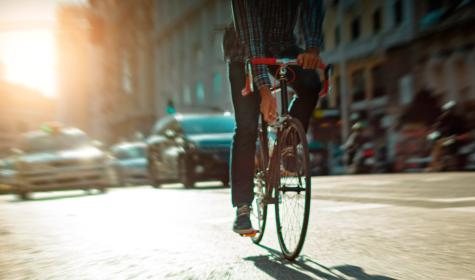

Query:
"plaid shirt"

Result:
[[231, 0, 324, 89]]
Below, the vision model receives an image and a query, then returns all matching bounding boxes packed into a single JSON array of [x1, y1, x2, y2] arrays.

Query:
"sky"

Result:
[[0, 0, 85, 97]]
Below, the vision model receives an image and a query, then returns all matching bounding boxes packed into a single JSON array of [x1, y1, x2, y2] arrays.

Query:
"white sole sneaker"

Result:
[[233, 227, 257, 235]]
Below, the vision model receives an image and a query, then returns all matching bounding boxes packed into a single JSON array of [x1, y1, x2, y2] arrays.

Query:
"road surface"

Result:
[[0, 172, 474, 279]]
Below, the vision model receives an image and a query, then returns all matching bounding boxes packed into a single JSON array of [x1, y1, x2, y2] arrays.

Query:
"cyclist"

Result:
[[223, 0, 325, 235]]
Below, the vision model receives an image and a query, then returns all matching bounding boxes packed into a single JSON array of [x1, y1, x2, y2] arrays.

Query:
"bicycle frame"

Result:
[[249, 57, 328, 259], [249, 57, 332, 203]]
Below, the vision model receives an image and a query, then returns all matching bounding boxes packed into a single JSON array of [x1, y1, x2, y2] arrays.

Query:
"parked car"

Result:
[[0, 158, 16, 194], [110, 141, 150, 186], [146, 113, 234, 188], [7, 125, 115, 200]]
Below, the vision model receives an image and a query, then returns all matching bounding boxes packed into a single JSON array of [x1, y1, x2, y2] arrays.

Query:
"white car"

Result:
[[8, 127, 115, 200]]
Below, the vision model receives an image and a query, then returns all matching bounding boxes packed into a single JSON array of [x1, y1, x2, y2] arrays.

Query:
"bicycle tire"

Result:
[[274, 117, 311, 260], [251, 119, 269, 244]]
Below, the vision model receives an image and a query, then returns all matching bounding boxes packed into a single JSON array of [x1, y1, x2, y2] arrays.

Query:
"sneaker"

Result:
[[233, 204, 254, 234]]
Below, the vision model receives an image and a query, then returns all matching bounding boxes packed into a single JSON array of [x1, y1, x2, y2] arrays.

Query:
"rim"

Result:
[[251, 174, 267, 243], [275, 122, 311, 258], [250, 133, 268, 243]]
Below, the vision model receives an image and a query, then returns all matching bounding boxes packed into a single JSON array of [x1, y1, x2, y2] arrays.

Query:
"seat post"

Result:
[[279, 66, 289, 116]]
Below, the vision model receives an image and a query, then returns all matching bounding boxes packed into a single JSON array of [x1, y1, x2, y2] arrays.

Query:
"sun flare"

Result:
[[0, 30, 56, 97]]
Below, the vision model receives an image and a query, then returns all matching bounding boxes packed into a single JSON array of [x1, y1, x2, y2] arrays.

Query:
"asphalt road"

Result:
[[1, 172, 474, 280]]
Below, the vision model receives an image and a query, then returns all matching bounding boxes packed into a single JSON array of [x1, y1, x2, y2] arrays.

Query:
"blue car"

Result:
[[146, 113, 234, 188]]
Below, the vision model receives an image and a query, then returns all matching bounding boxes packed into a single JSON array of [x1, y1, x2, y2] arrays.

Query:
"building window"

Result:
[[371, 65, 386, 98], [351, 69, 366, 102], [334, 25, 340, 47], [196, 81, 205, 105], [213, 73, 222, 99], [214, 33, 223, 61], [183, 85, 192, 105], [394, 0, 403, 26], [193, 42, 203, 66], [351, 17, 361, 41], [122, 52, 132, 94], [373, 8, 382, 33], [334, 76, 341, 108], [399, 74, 413, 105]]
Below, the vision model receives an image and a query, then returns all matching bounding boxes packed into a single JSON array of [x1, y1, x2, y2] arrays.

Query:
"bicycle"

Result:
[[246, 57, 332, 260]]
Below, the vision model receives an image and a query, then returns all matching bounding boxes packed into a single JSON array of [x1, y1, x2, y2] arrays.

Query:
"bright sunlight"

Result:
[[0, 30, 56, 97]]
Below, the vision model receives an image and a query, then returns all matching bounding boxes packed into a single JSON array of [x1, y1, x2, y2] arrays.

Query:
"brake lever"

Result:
[[319, 64, 333, 97], [241, 60, 254, 96]]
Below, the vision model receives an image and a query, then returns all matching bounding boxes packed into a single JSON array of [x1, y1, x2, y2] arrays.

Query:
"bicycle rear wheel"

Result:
[[274, 117, 311, 260], [250, 119, 269, 244]]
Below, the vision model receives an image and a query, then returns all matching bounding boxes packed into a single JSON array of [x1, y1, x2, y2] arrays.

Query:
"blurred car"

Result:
[[7, 125, 115, 200], [146, 113, 234, 188], [110, 142, 150, 186], [0, 158, 16, 194]]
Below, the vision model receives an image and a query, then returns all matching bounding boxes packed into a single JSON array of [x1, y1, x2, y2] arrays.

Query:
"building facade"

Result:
[[57, 5, 97, 135], [57, 1, 156, 144], [153, 0, 232, 115], [88, 0, 156, 143], [322, 0, 475, 171]]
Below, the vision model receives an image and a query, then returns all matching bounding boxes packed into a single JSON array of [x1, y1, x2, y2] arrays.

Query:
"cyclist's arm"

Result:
[[231, 0, 271, 90], [300, 0, 325, 52]]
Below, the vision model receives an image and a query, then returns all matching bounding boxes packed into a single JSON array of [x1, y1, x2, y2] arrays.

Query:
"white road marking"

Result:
[[315, 195, 475, 204], [319, 203, 390, 212], [427, 197, 475, 203], [444, 207, 475, 213], [420, 177, 449, 182]]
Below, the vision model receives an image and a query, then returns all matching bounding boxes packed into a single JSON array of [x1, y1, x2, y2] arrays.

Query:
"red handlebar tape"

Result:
[[251, 58, 278, 65], [251, 57, 327, 70]]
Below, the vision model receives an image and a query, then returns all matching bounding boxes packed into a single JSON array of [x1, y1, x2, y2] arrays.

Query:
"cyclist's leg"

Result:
[[288, 66, 321, 131], [228, 61, 260, 207], [274, 47, 321, 131]]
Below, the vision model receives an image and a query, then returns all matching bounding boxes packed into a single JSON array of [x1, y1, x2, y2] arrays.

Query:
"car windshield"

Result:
[[113, 146, 146, 159], [23, 130, 91, 153], [180, 116, 235, 135]]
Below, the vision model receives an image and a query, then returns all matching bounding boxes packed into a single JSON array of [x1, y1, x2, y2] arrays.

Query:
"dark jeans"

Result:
[[228, 47, 321, 207]]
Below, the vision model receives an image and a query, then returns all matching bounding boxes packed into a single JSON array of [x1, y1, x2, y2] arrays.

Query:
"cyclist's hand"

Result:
[[259, 86, 277, 123], [297, 48, 321, 70]]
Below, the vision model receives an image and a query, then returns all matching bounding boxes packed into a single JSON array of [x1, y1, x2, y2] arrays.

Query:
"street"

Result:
[[1, 173, 474, 280]]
